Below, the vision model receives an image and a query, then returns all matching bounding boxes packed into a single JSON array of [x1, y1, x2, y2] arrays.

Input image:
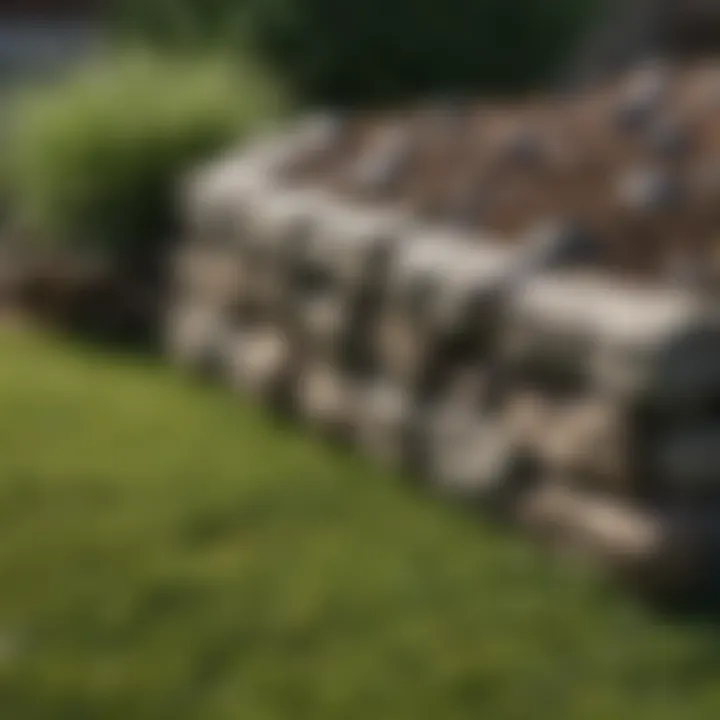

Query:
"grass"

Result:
[[2, 327, 720, 719]]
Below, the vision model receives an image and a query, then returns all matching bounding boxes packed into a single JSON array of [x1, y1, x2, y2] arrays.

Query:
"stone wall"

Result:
[[168, 97, 720, 596]]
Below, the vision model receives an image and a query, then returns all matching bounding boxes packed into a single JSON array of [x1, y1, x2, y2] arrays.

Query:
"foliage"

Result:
[[8, 51, 283, 256], [114, 0, 606, 104]]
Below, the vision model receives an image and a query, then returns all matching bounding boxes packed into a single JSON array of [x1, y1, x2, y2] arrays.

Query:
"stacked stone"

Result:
[[168, 64, 720, 595]]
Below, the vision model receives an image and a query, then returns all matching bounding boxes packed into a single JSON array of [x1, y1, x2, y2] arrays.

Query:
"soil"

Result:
[[286, 60, 720, 285]]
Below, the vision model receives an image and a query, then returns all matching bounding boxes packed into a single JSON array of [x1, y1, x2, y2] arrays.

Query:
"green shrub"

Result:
[[246, 0, 606, 103], [115, 0, 606, 104], [9, 50, 284, 258]]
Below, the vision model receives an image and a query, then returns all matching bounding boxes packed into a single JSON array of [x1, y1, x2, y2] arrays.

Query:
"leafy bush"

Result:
[[247, 0, 607, 103], [115, 0, 606, 104], [9, 51, 284, 258]]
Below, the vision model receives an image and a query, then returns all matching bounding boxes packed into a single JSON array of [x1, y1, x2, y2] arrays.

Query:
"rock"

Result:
[[655, 425, 720, 501], [427, 407, 536, 512], [281, 112, 351, 178], [353, 380, 414, 470], [290, 204, 409, 363], [616, 166, 684, 214], [239, 189, 333, 317], [515, 219, 600, 277], [504, 392, 634, 494], [294, 112, 349, 157], [613, 61, 671, 133], [220, 325, 296, 407], [517, 483, 706, 595], [294, 361, 357, 440], [165, 301, 227, 376], [351, 125, 413, 197], [170, 244, 246, 311], [376, 232, 514, 392], [504, 271, 720, 405]]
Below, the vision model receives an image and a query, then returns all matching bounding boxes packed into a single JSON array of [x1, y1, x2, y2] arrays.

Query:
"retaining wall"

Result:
[[169, 104, 720, 596]]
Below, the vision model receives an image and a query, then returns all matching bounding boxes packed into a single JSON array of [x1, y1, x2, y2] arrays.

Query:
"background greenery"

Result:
[[114, 0, 607, 104], [6, 50, 284, 258]]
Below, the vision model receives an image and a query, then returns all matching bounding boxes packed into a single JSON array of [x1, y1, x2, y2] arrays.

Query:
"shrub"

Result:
[[247, 0, 607, 103], [114, 0, 606, 104], [9, 50, 285, 259]]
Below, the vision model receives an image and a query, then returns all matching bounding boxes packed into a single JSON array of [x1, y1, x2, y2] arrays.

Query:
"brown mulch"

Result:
[[287, 60, 720, 284]]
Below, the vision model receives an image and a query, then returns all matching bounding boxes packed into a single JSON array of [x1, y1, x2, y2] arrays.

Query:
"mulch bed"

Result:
[[286, 60, 720, 285]]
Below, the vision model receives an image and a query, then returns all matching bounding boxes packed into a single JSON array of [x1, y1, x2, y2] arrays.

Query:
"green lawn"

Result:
[[1, 327, 720, 720]]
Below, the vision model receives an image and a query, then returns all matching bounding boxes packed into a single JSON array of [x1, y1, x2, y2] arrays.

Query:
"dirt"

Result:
[[286, 60, 720, 284]]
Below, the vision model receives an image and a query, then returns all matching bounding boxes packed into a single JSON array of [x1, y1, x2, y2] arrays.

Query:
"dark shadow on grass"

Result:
[[649, 560, 720, 624]]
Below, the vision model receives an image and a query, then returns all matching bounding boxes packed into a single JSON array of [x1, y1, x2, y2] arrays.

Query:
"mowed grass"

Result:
[[2, 328, 720, 720]]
